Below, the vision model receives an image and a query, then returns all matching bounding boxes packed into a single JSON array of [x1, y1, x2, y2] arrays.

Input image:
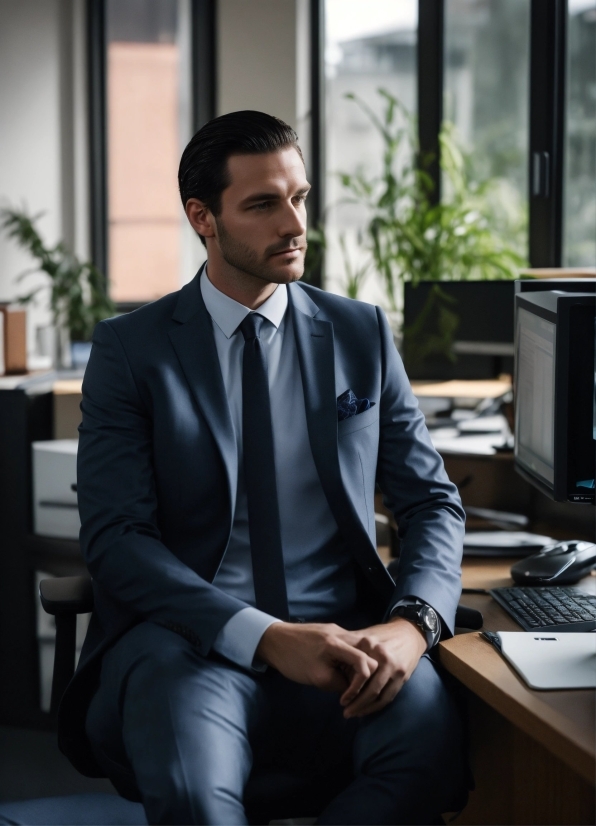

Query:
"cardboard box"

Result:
[[0, 304, 27, 374], [53, 379, 83, 439]]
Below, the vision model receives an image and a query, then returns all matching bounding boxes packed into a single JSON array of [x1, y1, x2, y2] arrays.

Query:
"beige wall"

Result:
[[217, 0, 311, 163]]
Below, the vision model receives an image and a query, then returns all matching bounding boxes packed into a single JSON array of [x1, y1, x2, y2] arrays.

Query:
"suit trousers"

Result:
[[85, 621, 467, 825]]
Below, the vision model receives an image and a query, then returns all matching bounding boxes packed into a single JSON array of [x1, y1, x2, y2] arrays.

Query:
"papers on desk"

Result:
[[457, 415, 508, 433], [494, 632, 596, 690], [430, 432, 505, 455], [464, 531, 555, 557], [427, 413, 512, 455]]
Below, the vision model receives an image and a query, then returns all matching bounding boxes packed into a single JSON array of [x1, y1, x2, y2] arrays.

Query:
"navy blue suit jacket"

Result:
[[60, 273, 465, 775]]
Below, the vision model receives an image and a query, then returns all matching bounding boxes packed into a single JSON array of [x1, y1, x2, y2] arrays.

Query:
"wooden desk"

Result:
[[441, 559, 596, 825]]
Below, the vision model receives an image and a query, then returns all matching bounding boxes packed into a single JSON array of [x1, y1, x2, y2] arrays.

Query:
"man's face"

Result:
[[213, 147, 310, 285]]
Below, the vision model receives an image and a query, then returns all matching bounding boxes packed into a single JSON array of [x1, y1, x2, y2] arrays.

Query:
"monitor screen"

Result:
[[515, 308, 556, 486]]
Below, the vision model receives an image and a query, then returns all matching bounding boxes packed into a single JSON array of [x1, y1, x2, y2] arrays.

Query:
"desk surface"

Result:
[[440, 559, 596, 785], [411, 378, 512, 399]]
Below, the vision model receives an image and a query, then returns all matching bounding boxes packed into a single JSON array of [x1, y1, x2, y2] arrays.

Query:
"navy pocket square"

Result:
[[337, 389, 375, 422]]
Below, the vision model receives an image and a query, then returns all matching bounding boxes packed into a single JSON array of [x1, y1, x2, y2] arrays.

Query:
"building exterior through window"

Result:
[[106, 0, 201, 304]]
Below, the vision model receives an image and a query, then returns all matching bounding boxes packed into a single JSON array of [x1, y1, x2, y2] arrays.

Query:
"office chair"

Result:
[[0, 574, 481, 825]]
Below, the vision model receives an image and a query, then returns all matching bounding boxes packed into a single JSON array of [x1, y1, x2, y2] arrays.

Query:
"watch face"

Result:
[[421, 605, 439, 634]]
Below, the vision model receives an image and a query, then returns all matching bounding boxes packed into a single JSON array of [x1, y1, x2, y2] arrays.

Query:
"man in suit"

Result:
[[67, 111, 468, 824]]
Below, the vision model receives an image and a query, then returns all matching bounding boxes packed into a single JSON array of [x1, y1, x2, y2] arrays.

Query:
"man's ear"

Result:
[[185, 198, 216, 239]]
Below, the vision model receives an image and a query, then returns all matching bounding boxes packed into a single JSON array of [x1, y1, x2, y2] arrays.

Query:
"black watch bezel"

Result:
[[396, 604, 439, 635]]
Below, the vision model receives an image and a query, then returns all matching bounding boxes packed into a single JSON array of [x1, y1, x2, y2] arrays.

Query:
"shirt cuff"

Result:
[[211, 606, 281, 671], [389, 598, 442, 651]]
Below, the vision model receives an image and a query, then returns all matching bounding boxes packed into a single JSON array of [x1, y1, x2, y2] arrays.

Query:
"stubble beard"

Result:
[[215, 216, 305, 286]]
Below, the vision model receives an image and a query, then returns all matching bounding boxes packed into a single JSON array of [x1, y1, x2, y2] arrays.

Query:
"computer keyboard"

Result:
[[490, 586, 596, 632]]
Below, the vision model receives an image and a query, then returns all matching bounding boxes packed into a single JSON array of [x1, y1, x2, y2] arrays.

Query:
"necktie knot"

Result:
[[239, 313, 265, 341]]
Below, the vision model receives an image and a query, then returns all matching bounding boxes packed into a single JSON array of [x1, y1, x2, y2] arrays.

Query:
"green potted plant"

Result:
[[0, 208, 115, 369], [334, 89, 527, 369]]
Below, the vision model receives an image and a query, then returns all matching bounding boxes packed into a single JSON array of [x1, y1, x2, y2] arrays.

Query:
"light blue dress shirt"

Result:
[[203, 272, 358, 670]]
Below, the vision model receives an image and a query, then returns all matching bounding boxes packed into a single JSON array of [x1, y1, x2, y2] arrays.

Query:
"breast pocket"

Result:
[[337, 403, 379, 438]]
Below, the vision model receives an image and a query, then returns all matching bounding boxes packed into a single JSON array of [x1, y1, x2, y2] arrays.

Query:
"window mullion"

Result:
[[529, 0, 567, 267], [87, 0, 108, 282], [417, 0, 444, 206]]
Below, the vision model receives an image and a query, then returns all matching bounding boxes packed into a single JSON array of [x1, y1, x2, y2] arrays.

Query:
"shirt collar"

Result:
[[200, 268, 288, 339]]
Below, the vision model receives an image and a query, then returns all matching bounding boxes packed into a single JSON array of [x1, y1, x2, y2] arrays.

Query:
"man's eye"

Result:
[[252, 202, 272, 211]]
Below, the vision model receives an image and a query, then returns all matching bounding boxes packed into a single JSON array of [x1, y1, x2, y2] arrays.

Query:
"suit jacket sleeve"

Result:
[[375, 307, 466, 637], [77, 319, 250, 657]]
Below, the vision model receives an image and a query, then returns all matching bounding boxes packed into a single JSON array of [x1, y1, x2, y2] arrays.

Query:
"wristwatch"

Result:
[[394, 602, 439, 637]]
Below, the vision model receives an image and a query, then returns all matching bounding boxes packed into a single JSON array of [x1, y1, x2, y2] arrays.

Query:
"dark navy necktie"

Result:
[[239, 313, 289, 621]]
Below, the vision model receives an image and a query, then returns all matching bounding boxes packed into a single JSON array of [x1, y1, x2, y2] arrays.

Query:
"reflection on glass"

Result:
[[565, 1, 596, 267], [324, 0, 418, 301], [106, 0, 192, 303], [444, 0, 529, 257]]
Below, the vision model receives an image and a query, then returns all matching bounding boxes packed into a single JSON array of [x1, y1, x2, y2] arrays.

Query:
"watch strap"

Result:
[[389, 598, 441, 650]]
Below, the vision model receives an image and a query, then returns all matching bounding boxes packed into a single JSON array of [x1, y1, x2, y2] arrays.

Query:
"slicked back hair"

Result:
[[178, 110, 304, 246]]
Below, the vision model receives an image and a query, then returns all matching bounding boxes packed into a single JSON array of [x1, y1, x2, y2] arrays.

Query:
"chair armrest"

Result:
[[39, 575, 94, 615], [455, 604, 483, 630], [38, 576, 93, 716]]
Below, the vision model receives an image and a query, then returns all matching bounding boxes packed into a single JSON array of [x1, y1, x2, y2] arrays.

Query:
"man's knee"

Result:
[[355, 655, 466, 779]]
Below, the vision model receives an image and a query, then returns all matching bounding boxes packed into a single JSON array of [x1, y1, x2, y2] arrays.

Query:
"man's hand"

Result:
[[255, 617, 427, 719], [337, 618, 427, 718], [256, 622, 379, 696]]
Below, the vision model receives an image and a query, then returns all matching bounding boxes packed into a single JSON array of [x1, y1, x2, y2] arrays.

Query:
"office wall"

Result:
[[0, 0, 88, 358], [217, 0, 311, 164]]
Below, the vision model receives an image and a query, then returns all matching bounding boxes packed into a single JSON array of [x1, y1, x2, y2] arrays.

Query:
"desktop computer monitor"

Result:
[[515, 277, 596, 298], [402, 278, 596, 381], [514, 289, 595, 504], [402, 280, 515, 380]]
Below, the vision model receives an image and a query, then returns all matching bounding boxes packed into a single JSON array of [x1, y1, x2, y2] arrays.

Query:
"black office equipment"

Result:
[[514, 289, 595, 503], [403, 278, 596, 381], [510, 541, 596, 585], [403, 280, 515, 380], [0, 376, 85, 728], [515, 277, 596, 298], [490, 586, 596, 632]]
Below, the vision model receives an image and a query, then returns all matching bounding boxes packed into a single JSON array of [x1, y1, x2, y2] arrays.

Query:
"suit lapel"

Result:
[[168, 270, 237, 517], [290, 292, 340, 507], [289, 285, 394, 597]]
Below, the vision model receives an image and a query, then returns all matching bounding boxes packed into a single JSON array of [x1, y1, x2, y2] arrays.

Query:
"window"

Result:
[[321, 0, 593, 275], [444, 0, 530, 257], [564, 0, 596, 266], [324, 0, 418, 301], [105, 0, 197, 304]]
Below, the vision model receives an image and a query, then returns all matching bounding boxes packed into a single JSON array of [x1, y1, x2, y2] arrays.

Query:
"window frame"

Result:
[[528, 0, 567, 267], [315, 0, 571, 270], [87, 0, 216, 312], [90, 0, 574, 297]]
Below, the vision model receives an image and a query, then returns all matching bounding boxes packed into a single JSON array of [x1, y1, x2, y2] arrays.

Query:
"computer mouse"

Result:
[[511, 541, 596, 585]]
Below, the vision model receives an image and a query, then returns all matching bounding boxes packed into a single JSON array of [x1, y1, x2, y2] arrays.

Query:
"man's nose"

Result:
[[278, 201, 306, 238]]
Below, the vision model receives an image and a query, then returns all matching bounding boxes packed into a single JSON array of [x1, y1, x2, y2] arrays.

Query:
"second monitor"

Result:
[[402, 280, 515, 380]]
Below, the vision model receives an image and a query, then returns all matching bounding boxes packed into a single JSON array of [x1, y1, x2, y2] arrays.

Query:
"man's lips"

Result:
[[270, 247, 303, 257]]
